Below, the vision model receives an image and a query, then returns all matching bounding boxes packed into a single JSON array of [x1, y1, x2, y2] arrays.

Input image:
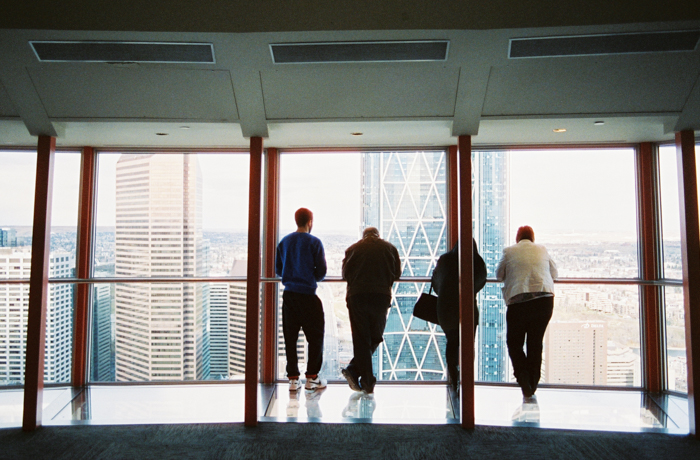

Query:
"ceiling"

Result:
[[0, 1, 699, 149]]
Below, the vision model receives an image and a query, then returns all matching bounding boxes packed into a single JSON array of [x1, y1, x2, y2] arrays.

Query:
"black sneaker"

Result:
[[341, 368, 362, 392]]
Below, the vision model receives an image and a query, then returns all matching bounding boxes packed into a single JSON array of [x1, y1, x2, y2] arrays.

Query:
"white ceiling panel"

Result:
[[483, 54, 700, 116], [27, 66, 239, 121], [261, 65, 459, 120]]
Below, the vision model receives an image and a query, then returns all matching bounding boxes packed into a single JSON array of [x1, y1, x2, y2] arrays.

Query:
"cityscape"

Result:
[[0, 151, 689, 393]]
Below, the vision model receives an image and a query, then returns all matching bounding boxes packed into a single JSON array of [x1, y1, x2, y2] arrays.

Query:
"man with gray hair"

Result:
[[341, 227, 401, 394]]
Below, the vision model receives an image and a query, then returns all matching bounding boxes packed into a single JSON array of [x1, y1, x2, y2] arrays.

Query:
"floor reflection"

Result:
[[341, 392, 376, 419], [511, 396, 540, 426], [0, 383, 690, 434], [264, 384, 453, 423]]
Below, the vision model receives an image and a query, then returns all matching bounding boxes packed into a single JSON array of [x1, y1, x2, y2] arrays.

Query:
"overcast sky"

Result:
[[0, 147, 694, 240]]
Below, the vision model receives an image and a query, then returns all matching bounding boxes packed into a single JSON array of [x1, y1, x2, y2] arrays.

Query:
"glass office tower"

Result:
[[472, 151, 509, 382], [114, 153, 210, 381], [362, 150, 448, 380], [361, 150, 509, 382]]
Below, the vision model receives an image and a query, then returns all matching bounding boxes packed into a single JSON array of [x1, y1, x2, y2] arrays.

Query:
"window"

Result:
[[277, 150, 448, 381], [89, 152, 249, 383], [473, 148, 640, 386]]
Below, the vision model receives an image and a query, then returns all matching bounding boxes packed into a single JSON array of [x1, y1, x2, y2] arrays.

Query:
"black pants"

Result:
[[346, 293, 391, 391], [506, 296, 554, 391], [282, 290, 325, 378]]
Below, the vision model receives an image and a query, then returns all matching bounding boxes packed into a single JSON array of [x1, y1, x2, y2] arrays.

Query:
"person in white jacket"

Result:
[[496, 226, 558, 399]]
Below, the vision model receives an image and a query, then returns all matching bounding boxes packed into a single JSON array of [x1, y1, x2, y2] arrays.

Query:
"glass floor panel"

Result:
[[46, 384, 249, 426], [472, 386, 689, 434], [0, 387, 72, 428], [0, 383, 690, 435], [263, 384, 454, 423]]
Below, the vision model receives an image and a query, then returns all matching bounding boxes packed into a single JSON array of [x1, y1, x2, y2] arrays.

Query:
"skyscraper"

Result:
[[114, 153, 210, 382], [90, 283, 113, 381], [209, 280, 229, 379], [0, 228, 17, 247], [545, 321, 607, 385], [472, 150, 510, 382], [361, 150, 510, 382], [228, 260, 247, 377], [362, 150, 448, 380], [0, 247, 74, 384]]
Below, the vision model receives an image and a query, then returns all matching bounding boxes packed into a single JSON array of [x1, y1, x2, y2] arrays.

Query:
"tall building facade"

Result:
[[361, 150, 510, 382], [362, 150, 448, 380], [228, 260, 247, 377], [545, 321, 608, 385], [90, 283, 113, 381], [0, 247, 74, 384], [472, 151, 510, 382], [209, 281, 229, 379], [114, 153, 210, 382], [0, 228, 17, 247]]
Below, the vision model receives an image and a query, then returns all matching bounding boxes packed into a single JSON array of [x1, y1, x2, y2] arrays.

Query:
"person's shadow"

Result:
[[511, 395, 540, 426]]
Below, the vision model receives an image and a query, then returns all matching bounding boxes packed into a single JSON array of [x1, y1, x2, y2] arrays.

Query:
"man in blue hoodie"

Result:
[[276, 208, 328, 391]]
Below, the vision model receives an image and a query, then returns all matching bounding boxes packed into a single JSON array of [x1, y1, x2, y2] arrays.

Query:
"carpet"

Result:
[[1, 423, 699, 460]]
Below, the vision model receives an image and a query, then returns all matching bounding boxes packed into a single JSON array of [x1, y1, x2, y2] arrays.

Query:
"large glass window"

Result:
[[664, 286, 686, 393], [0, 150, 35, 387], [277, 150, 447, 381], [473, 148, 640, 386], [89, 152, 249, 383], [658, 145, 682, 280]]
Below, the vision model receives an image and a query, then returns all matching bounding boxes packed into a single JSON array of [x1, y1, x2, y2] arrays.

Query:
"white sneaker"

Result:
[[305, 377, 327, 390], [289, 379, 301, 392]]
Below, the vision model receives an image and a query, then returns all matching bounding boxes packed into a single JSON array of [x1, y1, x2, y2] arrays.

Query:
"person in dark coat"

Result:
[[341, 227, 401, 394], [431, 239, 487, 391]]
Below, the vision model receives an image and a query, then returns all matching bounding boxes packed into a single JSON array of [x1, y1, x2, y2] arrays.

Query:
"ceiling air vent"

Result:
[[29, 41, 215, 64], [270, 41, 449, 64], [509, 30, 700, 58]]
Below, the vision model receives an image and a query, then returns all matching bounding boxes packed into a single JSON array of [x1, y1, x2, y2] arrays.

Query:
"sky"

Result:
[[0, 147, 696, 240]]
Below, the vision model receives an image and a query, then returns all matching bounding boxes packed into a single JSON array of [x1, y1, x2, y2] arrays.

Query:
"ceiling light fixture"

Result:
[[351, 132, 363, 136], [180, 126, 190, 130], [155, 132, 169, 136], [594, 121, 605, 126], [553, 128, 567, 133]]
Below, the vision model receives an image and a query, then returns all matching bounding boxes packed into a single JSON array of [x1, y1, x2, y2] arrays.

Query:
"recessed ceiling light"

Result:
[[351, 132, 363, 136], [553, 128, 567, 133], [180, 126, 190, 130], [593, 121, 605, 126], [155, 132, 169, 136]]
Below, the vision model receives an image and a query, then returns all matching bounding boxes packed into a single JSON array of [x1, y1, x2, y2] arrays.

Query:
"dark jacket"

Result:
[[342, 236, 401, 298], [431, 239, 487, 331]]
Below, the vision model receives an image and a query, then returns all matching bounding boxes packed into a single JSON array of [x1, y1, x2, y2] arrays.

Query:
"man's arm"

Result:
[[313, 241, 327, 281], [275, 243, 283, 277], [341, 247, 351, 280], [391, 245, 402, 282], [549, 256, 559, 280], [495, 250, 507, 281]]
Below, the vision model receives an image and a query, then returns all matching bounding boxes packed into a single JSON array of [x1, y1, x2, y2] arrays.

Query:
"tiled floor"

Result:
[[0, 383, 690, 435]]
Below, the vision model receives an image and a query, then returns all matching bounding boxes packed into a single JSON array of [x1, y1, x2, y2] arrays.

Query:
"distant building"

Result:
[[472, 150, 510, 382], [362, 150, 448, 380], [0, 228, 17, 247], [114, 153, 210, 382], [0, 248, 74, 384], [90, 283, 113, 382], [545, 321, 607, 385], [228, 260, 248, 377], [606, 344, 639, 386], [209, 280, 229, 379]]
